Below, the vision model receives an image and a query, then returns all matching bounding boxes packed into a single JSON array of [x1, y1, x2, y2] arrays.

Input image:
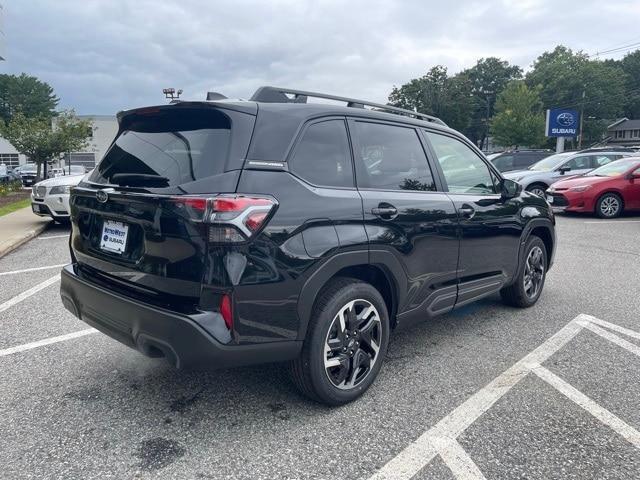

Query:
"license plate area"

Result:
[[100, 220, 129, 254], [546, 195, 554, 204]]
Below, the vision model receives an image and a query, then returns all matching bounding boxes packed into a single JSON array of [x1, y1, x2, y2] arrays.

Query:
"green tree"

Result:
[[1, 111, 93, 180], [462, 57, 523, 149], [620, 50, 640, 119], [388, 65, 474, 133], [0, 73, 59, 123], [491, 81, 545, 148], [526, 46, 627, 144]]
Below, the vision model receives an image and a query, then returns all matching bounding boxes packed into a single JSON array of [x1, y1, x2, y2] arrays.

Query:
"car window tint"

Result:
[[354, 122, 435, 191], [289, 119, 354, 188], [425, 131, 497, 194], [564, 155, 591, 170], [493, 155, 514, 171]]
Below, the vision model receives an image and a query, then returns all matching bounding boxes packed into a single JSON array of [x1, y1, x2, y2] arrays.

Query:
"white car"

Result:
[[30, 173, 87, 222]]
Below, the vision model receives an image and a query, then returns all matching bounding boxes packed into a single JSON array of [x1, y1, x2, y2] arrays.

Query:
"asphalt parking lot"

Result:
[[1, 214, 639, 480]]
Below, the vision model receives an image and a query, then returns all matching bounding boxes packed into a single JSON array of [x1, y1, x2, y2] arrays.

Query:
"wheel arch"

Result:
[[296, 251, 405, 340], [520, 218, 555, 271], [526, 181, 549, 193], [595, 189, 625, 212]]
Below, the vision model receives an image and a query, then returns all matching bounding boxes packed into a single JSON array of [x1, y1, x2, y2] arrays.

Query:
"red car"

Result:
[[546, 158, 640, 218]]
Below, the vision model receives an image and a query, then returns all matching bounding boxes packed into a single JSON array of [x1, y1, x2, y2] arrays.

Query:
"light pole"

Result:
[[578, 89, 586, 149]]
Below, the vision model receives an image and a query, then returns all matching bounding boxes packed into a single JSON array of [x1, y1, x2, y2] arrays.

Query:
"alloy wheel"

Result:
[[324, 299, 382, 390], [523, 246, 545, 299], [600, 196, 620, 217], [529, 187, 545, 197]]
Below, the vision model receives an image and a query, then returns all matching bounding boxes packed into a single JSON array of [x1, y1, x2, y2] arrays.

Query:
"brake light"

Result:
[[170, 195, 276, 243], [209, 195, 276, 243], [220, 294, 233, 330]]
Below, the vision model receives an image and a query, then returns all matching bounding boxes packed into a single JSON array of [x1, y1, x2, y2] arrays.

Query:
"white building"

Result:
[[0, 115, 118, 170], [0, 137, 26, 168], [60, 115, 118, 169]]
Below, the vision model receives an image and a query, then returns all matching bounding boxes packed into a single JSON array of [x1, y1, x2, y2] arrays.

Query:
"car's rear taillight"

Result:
[[170, 194, 277, 243]]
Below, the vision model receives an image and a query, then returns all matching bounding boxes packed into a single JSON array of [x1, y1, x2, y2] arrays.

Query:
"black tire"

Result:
[[500, 236, 547, 308], [526, 183, 548, 198], [596, 192, 623, 219], [290, 277, 390, 406]]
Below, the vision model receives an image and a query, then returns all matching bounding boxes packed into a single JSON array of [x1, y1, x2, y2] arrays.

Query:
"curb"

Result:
[[0, 222, 49, 259]]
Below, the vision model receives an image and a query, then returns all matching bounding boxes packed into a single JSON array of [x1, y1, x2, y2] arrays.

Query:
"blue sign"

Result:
[[546, 108, 580, 137]]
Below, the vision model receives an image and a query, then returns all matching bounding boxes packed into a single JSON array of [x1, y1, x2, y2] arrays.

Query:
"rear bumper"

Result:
[[60, 264, 302, 369]]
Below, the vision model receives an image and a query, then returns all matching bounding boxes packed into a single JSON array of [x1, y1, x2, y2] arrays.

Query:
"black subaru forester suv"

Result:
[[60, 87, 555, 405]]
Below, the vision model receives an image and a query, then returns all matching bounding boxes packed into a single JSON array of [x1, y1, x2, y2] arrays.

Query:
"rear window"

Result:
[[89, 108, 231, 187]]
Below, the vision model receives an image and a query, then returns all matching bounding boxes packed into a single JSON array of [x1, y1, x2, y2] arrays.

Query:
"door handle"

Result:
[[458, 204, 475, 219], [372, 205, 398, 219]]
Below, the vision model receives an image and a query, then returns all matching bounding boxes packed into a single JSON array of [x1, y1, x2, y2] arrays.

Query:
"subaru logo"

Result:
[[557, 112, 575, 127], [96, 190, 109, 203]]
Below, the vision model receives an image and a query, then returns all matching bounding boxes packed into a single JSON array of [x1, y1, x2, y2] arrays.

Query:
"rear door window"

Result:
[[289, 119, 354, 188], [90, 108, 231, 187], [353, 121, 436, 191]]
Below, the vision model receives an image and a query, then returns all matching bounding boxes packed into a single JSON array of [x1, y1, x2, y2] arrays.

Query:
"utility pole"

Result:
[[578, 89, 586, 149], [484, 92, 493, 152]]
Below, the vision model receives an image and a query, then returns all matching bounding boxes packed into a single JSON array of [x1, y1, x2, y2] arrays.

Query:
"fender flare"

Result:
[[296, 249, 407, 340], [518, 217, 556, 274]]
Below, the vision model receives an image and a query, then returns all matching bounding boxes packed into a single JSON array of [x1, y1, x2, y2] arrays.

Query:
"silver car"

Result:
[[503, 151, 636, 197]]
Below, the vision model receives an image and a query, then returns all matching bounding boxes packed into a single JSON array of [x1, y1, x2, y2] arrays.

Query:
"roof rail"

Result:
[[250, 86, 447, 126]]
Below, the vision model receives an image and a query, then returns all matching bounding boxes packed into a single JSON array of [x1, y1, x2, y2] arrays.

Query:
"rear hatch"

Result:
[[70, 104, 256, 311]]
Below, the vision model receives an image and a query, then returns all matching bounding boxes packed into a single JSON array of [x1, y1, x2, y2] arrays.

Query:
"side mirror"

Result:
[[558, 166, 571, 175], [501, 178, 522, 199]]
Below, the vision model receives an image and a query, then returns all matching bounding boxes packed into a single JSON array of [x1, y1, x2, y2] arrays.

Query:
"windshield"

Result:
[[90, 108, 231, 188], [585, 159, 640, 177], [528, 153, 572, 171], [21, 164, 37, 173]]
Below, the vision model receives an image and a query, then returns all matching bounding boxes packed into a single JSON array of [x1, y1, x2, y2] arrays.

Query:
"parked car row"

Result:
[[4, 164, 87, 186], [502, 150, 637, 197]]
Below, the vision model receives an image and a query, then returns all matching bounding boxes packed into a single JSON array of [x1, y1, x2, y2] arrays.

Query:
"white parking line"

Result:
[[0, 264, 66, 276], [580, 321, 640, 358], [368, 314, 640, 480], [0, 274, 60, 314], [530, 364, 640, 449], [583, 220, 640, 224], [430, 437, 487, 480], [584, 315, 640, 341], [37, 234, 70, 239], [0, 329, 96, 357], [369, 318, 584, 480]]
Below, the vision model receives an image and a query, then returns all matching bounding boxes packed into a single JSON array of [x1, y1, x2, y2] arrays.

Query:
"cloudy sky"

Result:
[[3, 0, 640, 114]]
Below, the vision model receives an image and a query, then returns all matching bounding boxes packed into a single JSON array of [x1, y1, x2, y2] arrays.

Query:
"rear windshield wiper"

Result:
[[110, 173, 169, 187]]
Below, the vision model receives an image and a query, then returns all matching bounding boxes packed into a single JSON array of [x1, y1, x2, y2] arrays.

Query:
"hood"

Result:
[[34, 174, 86, 188], [550, 175, 612, 190], [503, 170, 536, 180]]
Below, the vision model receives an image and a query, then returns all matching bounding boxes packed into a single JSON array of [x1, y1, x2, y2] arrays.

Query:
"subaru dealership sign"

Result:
[[545, 108, 579, 137]]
